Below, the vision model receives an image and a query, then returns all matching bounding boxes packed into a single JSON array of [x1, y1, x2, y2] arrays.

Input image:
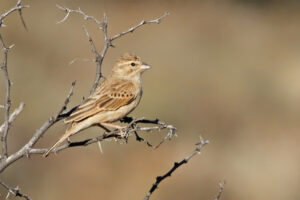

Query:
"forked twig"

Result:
[[143, 136, 209, 200], [0, 0, 29, 29], [0, 180, 31, 200]]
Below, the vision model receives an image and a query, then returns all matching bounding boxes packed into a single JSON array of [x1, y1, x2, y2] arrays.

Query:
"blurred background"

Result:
[[0, 0, 300, 199]]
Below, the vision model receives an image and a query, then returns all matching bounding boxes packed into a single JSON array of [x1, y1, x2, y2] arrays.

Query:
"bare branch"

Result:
[[214, 180, 226, 200], [56, 5, 169, 94], [0, 0, 29, 28], [0, 180, 31, 200], [56, 81, 76, 115], [0, 33, 12, 158], [56, 5, 102, 26], [0, 82, 75, 173], [17, 0, 28, 30], [0, 102, 24, 133], [110, 12, 170, 41], [133, 131, 153, 147], [143, 136, 209, 200], [82, 25, 100, 58], [121, 117, 176, 148], [90, 13, 109, 95]]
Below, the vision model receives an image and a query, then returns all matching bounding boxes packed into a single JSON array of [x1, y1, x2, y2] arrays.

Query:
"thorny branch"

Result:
[[0, 34, 13, 158], [0, 180, 31, 200], [143, 136, 209, 200], [110, 12, 169, 41], [56, 5, 169, 94], [0, 0, 29, 29], [0, 0, 28, 158], [56, 5, 102, 26]]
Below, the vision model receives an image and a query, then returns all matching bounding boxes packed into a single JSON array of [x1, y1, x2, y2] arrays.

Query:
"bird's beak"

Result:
[[140, 62, 151, 70]]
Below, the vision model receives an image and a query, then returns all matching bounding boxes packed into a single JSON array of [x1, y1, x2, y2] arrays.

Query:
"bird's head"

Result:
[[111, 53, 150, 80]]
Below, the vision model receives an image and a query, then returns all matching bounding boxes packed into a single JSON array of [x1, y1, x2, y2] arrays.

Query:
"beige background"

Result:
[[0, 0, 300, 199]]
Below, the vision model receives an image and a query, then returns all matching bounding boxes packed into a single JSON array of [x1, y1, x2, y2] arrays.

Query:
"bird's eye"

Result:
[[131, 62, 136, 67]]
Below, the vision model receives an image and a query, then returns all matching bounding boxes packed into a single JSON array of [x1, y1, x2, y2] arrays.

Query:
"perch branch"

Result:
[[56, 5, 169, 94], [0, 180, 31, 200], [143, 136, 209, 200], [28, 117, 176, 155]]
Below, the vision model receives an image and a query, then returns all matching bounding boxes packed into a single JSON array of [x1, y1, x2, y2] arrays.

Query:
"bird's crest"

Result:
[[118, 53, 140, 62]]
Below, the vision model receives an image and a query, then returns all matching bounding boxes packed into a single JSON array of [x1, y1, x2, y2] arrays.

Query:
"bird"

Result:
[[44, 53, 150, 157]]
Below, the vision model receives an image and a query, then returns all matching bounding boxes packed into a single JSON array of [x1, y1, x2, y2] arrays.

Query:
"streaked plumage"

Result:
[[44, 53, 150, 157]]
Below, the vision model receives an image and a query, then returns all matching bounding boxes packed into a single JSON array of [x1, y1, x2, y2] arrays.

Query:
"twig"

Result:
[[0, 82, 75, 173], [110, 12, 169, 41], [134, 131, 153, 147], [82, 25, 100, 63], [214, 180, 226, 200], [0, 102, 25, 133], [17, 0, 28, 30], [0, 0, 29, 28], [0, 34, 13, 158], [143, 136, 209, 200], [56, 5, 102, 26], [0, 180, 31, 200], [56, 5, 169, 94], [124, 117, 176, 148]]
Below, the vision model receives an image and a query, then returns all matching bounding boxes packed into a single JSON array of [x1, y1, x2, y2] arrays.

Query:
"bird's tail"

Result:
[[43, 126, 73, 157]]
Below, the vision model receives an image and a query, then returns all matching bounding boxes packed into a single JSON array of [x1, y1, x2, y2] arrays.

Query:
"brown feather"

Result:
[[64, 78, 137, 123]]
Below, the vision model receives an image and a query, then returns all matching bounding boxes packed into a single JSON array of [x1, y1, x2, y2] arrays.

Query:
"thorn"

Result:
[[97, 141, 103, 154], [8, 44, 15, 49], [5, 191, 10, 199], [68, 58, 78, 65]]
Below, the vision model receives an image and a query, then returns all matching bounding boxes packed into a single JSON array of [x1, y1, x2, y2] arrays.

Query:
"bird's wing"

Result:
[[64, 79, 138, 123]]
